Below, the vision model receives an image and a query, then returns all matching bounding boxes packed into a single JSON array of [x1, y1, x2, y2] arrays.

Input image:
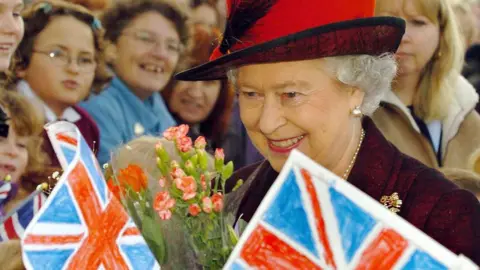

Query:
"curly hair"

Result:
[[5, 0, 111, 93], [0, 90, 52, 192], [101, 0, 190, 46]]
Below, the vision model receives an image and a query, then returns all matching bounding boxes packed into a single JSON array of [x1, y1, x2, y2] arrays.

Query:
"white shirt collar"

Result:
[[16, 80, 82, 123]]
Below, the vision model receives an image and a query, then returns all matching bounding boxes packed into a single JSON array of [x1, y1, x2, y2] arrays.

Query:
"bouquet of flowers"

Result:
[[106, 124, 243, 269]]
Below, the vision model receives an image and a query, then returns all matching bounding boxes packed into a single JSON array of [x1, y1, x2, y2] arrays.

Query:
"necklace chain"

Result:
[[342, 129, 365, 180]]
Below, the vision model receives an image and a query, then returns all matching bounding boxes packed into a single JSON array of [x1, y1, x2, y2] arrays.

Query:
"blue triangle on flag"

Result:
[[401, 250, 447, 270], [60, 145, 75, 165], [120, 244, 158, 270], [37, 185, 82, 224], [262, 170, 319, 258], [24, 249, 75, 270], [329, 187, 377, 263]]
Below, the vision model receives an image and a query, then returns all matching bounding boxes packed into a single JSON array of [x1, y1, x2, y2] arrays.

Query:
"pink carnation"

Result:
[[194, 136, 207, 149], [175, 176, 197, 201], [202, 197, 213, 213], [176, 136, 193, 153], [211, 193, 224, 212], [189, 204, 201, 216], [215, 148, 225, 160]]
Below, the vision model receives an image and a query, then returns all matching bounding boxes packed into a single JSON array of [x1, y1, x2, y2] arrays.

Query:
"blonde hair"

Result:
[[451, 0, 478, 48], [110, 136, 214, 193], [0, 90, 51, 192], [376, 0, 464, 122]]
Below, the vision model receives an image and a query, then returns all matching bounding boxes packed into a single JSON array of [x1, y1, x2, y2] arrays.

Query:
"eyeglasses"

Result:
[[32, 48, 97, 72], [122, 30, 184, 55]]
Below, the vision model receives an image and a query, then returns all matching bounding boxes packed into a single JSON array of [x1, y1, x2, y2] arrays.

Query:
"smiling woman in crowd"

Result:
[[175, 0, 480, 264], [80, 0, 189, 165], [162, 25, 240, 165]]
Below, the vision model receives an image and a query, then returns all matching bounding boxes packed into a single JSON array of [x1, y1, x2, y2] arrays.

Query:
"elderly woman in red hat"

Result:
[[175, 0, 480, 264]]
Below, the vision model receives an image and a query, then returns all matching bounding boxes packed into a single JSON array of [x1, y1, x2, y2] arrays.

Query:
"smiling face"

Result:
[[18, 15, 96, 116], [168, 80, 221, 124], [237, 59, 364, 172], [376, 0, 440, 76], [113, 11, 182, 100], [0, 117, 29, 184], [0, 0, 24, 71]]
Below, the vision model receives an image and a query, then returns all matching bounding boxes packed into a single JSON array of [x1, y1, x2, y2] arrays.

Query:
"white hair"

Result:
[[227, 54, 397, 116]]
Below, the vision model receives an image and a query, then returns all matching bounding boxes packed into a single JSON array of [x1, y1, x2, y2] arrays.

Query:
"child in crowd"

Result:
[[0, 91, 51, 270], [6, 0, 111, 168]]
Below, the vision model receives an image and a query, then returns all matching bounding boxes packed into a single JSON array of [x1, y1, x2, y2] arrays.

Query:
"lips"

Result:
[[268, 135, 305, 154], [0, 43, 14, 54], [0, 163, 16, 173], [62, 80, 79, 89]]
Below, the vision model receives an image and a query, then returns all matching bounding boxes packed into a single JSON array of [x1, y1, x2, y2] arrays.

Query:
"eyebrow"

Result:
[[42, 44, 95, 55], [271, 80, 312, 91]]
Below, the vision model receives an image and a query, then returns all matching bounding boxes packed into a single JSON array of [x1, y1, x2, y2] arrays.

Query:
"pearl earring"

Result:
[[352, 106, 362, 117]]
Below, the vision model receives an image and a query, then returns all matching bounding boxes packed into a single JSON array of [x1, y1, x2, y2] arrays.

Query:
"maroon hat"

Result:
[[175, 0, 405, 81]]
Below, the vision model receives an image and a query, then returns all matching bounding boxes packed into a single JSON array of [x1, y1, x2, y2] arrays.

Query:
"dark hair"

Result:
[[6, 0, 111, 92], [101, 0, 189, 46], [162, 25, 234, 142]]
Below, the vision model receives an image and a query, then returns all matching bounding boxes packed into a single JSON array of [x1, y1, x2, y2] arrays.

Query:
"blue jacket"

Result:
[[80, 77, 176, 165]]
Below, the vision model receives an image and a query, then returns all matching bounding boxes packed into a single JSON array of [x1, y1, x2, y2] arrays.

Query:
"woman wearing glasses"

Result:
[[5, 0, 111, 168], [80, 0, 189, 165]]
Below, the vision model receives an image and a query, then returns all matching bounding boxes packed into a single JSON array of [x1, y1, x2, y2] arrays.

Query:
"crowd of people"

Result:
[[0, 0, 480, 268]]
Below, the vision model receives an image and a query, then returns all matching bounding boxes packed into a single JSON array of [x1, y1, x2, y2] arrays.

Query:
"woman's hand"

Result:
[[0, 240, 24, 270]]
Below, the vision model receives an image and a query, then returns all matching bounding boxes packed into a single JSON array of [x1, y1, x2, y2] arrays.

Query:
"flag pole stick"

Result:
[[0, 183, 48, 224]]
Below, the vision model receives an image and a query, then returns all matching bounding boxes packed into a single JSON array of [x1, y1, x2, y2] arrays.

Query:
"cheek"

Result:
[[239, 103, 260, 129], [166, 54, 180, 72], [168, 90, 183, 112], [17, 150, 29, 176]]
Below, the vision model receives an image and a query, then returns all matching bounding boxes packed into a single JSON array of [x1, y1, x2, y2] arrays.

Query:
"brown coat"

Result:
[[372, 76, 480, 173]]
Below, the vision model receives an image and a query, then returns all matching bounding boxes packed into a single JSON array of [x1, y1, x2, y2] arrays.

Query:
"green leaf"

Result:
[[221, 161, 234, 181], [142, 215, 168, 263]]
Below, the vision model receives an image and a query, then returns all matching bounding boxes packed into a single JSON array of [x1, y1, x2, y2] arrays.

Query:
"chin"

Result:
[[0, 59, 10, 72]]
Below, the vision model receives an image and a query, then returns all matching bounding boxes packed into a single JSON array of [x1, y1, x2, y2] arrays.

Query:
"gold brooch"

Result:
[[380, 192, 402, 214]]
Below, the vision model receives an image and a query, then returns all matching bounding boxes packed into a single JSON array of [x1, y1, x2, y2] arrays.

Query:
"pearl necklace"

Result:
[[342, 129, 365, 180]]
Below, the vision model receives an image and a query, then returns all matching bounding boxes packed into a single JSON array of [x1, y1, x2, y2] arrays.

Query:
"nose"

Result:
[[66, 58, 80, 73], [150, 41, 169, 60], [401, 21, 412, 43], [258, 96, 286, 135], [187, 82, 204, 98], [3, 141, 19, 158]]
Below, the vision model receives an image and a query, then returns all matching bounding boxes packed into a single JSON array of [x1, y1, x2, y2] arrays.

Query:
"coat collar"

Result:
[[17, 80, 81, 123], [109, 77, 176, 135], [380, 75, 479, 157]]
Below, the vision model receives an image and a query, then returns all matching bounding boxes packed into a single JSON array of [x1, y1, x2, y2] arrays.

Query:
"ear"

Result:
[[348, 86, 365, 110]]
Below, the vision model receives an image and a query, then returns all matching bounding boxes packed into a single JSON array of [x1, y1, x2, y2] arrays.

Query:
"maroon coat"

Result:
[[228, 117, 480, 265]]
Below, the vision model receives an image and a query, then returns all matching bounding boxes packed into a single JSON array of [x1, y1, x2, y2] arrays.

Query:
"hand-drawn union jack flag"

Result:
[[0, 192, 46, 241], [225, 150, 468, 270], [22, 122, 160, 270]]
